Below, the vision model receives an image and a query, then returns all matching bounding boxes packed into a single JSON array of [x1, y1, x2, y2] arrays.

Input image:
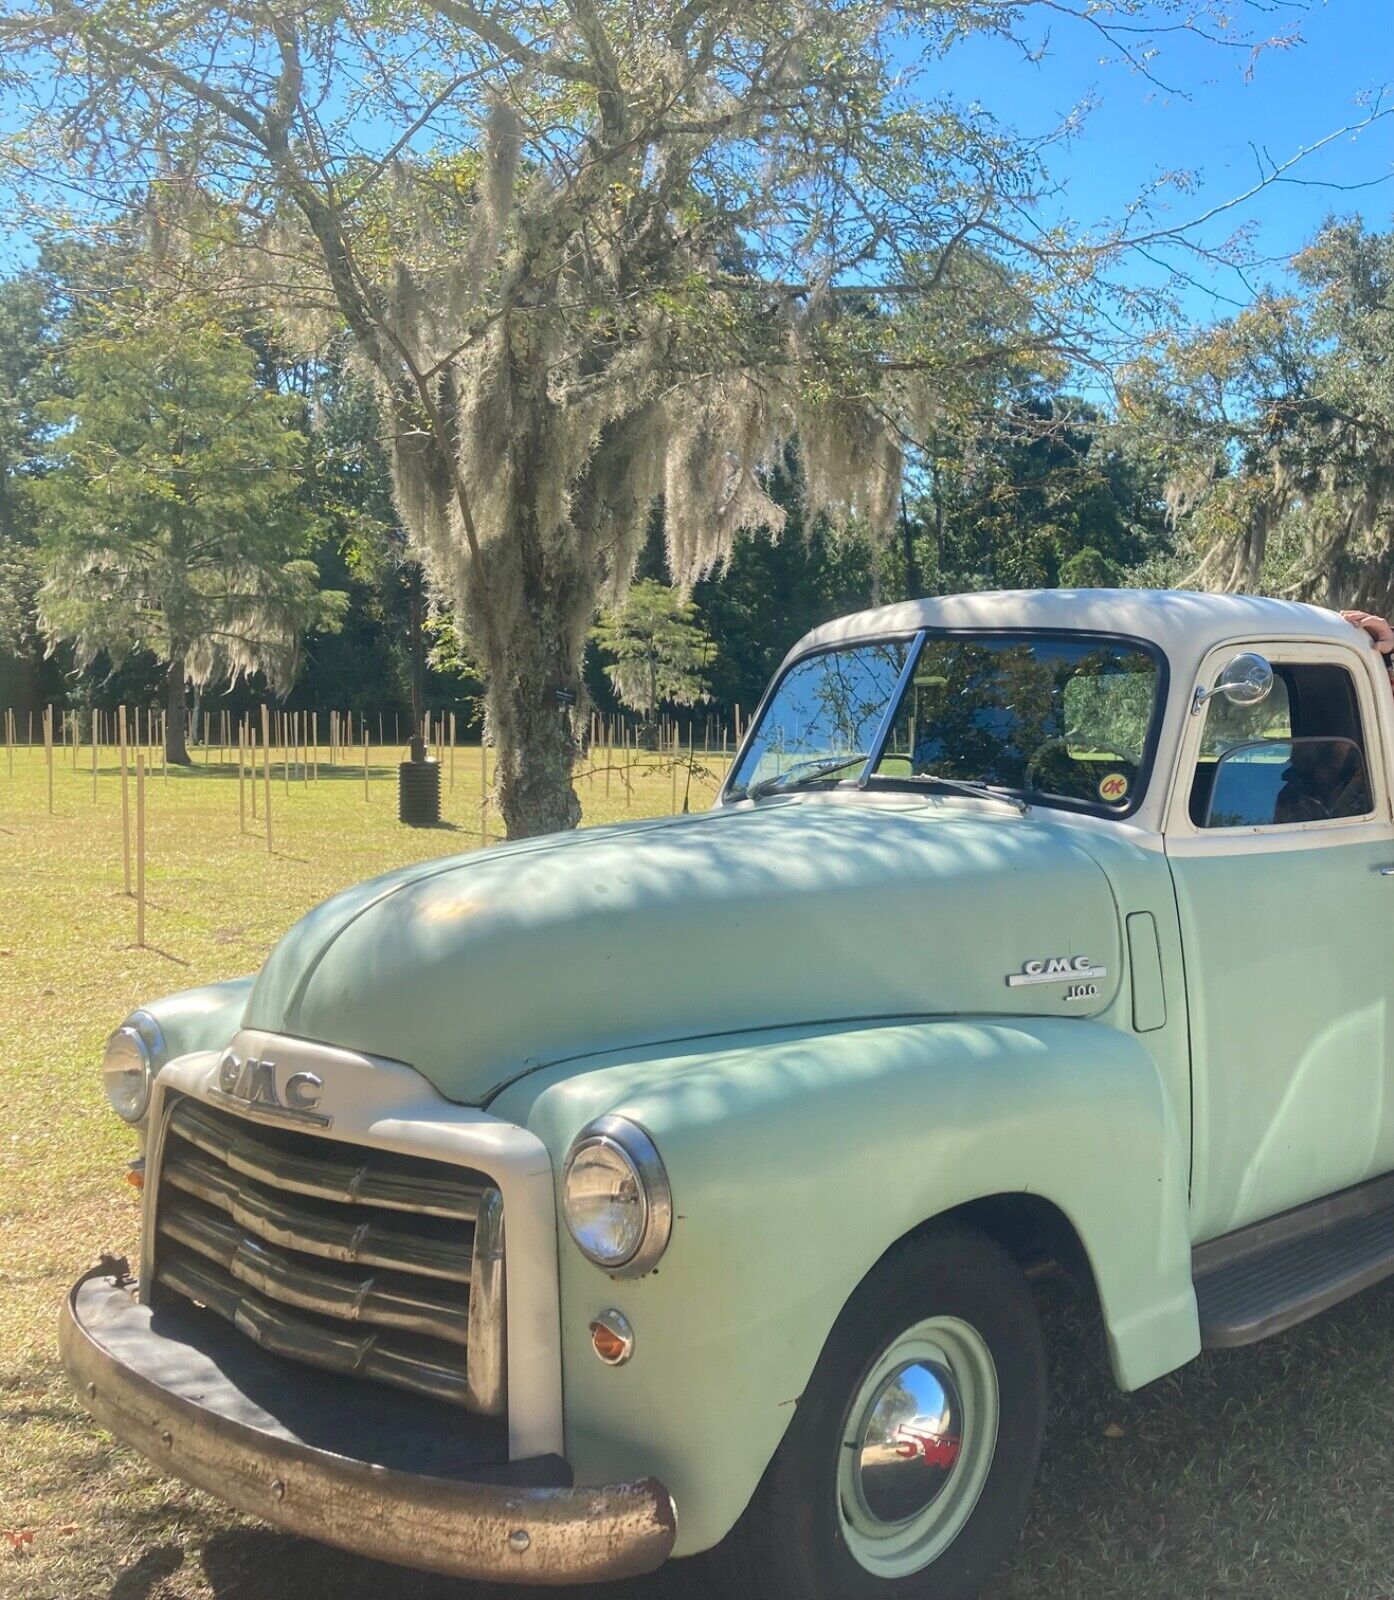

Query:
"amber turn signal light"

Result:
[[126, 1159, 145, 1191], [589, 1310, 634, 1366]]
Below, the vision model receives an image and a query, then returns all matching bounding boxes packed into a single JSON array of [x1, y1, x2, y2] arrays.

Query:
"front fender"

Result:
[[505, 1017, 1199, 1558], [143, 976, 254, 1064]]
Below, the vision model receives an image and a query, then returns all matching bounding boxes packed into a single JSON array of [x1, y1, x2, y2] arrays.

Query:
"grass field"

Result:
[[6, 739, 1394, 1599]]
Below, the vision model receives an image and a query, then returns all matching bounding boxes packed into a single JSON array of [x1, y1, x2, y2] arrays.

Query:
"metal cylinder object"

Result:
[[398, 757, 442, 826]]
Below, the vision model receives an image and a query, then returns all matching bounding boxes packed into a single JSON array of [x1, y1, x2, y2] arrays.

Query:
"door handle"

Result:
[[1380, 866, 1394, 876]]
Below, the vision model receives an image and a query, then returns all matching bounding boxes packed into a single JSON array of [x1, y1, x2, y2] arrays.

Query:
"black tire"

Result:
[[720, 1224, 1046, 1600]]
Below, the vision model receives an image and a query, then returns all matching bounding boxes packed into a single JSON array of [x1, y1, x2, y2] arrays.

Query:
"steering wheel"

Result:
[[1024, 737, 1072, 791], [1275, 791, 1331, 824]]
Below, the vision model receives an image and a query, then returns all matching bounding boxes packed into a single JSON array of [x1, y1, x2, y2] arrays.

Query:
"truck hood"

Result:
[[243, 798, 1122, 1103]]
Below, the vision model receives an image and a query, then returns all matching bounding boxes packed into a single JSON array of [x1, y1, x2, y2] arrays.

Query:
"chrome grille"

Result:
[[153, 1096, 504, 1409]]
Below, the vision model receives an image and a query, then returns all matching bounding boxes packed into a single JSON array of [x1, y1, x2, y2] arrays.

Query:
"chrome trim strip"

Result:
[[858, 630, 927, 788], [162, 1145, 473, 1282], [170, 1098, 483, 1220], [207, 1083, 333, 1129], [1005, 964, 1108, 988], [61, 1270, 677, 1583], [157, 1250, 474, 1405], [157, 1202, 471, 1346], [467, 1188, 507, 1416]]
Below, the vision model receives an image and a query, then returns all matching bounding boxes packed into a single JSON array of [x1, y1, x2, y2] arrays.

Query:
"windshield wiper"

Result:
[[743, 753, 869, 801], [914, 774, 1029, 814]]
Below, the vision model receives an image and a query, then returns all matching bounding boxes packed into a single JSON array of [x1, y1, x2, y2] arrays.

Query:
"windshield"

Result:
[[727, 631, 1165, 814], [726, 639, 913, 799]]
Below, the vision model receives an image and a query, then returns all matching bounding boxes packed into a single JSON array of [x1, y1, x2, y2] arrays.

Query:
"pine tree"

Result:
[[36, 312, 346, 761]]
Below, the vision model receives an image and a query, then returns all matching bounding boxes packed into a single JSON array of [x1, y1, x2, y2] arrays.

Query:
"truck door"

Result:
[[1166, 639, 1394, 1243]]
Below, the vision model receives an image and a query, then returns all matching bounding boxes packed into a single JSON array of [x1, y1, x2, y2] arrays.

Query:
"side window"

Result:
[[1194, 661, 1375, 830]]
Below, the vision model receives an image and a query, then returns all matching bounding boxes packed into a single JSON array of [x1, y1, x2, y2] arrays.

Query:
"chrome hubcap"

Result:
[[854, 1358, 965, 1522], [837, 1317, 999, 1578]]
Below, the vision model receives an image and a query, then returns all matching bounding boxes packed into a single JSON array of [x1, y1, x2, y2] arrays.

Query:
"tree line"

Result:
[[4, 216, 1392, 789], [0, 242, 1168, 761]]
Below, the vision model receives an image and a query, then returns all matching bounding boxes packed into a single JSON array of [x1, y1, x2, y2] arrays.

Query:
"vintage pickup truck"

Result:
[[63, 589, 1394, 1598]]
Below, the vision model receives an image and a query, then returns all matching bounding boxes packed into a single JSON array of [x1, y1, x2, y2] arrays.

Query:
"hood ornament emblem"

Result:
[[212, 1050, 332, 1127], [1006, 955, 1107, 991]]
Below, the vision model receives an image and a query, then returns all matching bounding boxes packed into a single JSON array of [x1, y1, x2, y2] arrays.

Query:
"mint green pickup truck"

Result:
[[64, 589, 1394, 1598]]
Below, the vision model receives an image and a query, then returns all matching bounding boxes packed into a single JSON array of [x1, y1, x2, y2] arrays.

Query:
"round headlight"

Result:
[[101, 1010, 165, 1124], [562, 1116, 672, 1276]]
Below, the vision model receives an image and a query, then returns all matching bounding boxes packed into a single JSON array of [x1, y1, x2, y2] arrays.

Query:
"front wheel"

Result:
[[724, 1225, 1046, 1600]]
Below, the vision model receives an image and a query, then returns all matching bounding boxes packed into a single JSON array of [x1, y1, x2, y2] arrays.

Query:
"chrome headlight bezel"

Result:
[[101, 1009, 166, 1125], [561, 1115, 672, 1277]]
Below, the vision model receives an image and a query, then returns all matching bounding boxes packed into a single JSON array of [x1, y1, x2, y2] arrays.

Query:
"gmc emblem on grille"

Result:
[[214, 1051, 330, 1126]]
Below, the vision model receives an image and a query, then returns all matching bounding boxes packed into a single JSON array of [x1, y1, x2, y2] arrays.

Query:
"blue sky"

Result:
[[2, 1, 1388, 325], [931, 0, 1393, 323]]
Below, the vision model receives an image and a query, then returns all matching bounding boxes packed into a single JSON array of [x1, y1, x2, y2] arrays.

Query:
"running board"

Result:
[[1193, 1172, 1394, 1348]]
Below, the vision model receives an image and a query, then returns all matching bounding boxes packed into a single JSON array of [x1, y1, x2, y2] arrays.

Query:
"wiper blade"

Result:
[[743, 753, 868, 801], [915, 774, 1029, 814]]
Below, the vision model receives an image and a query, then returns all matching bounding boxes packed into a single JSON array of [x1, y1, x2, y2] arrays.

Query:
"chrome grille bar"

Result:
[[158, 1251, 473, 1405], [170, 1099, 485, 1220], [153, 1094, 501, 1411], [162, 1144, 474, 1282], [159, 1198, 472, 1346]]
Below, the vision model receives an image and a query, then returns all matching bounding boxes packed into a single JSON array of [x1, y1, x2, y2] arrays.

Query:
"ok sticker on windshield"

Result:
[[1098, 772, 1129, 804]]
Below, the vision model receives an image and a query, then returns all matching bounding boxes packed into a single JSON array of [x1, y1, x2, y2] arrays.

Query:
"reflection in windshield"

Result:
[[726, 641, 911, 798], [729, 632, 1163, 813]]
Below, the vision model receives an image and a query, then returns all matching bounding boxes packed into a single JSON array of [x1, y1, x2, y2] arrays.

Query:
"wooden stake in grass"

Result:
[[118, 706, 132, 895], [449, 712, 456, 791], [261, 704, 273, 853], [91, 709, 98, 802], [238, 723, 246, 835], [135, 751, 146, 948], [43, 704, 54, 814], [250, 723, 258, 820], [364, 730, 370, 801], [480, 737, 489, 846]]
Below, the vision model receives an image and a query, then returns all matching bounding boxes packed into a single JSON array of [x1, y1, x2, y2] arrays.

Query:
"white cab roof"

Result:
[[789, 589, 1359, 669]]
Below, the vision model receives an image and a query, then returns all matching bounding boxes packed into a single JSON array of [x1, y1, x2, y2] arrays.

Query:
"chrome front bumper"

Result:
[[60, 1267, 677, 1585]]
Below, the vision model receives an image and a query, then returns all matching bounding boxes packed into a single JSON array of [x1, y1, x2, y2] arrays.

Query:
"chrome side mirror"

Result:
[[1191, 651, 1274, 716]]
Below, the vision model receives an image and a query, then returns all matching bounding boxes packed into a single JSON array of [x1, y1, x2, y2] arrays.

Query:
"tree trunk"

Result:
[[165, 653, 191, 765], [490, 671, 582, 839], [479, 427, 586, 839], [900, 492, 921, 599]]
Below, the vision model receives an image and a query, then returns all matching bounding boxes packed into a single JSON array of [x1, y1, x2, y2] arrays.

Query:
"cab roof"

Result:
[[790, 589, 1361, 668]]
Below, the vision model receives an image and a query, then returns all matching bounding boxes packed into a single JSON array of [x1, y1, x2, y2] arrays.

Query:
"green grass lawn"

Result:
[[5, 739, 1394, 1598]]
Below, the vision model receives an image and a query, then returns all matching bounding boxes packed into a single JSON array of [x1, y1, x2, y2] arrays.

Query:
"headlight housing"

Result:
[[102, 1010, 166, 1124], [562, 1116, 672, 1276]]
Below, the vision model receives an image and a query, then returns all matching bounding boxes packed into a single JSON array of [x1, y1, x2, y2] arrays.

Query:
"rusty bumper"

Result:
[[60, 1268, 676, 1585]]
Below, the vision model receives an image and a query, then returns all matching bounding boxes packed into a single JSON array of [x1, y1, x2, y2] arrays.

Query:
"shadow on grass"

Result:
[[195, 1528, 721, 1600], [108, 1543, 184, 1600]]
